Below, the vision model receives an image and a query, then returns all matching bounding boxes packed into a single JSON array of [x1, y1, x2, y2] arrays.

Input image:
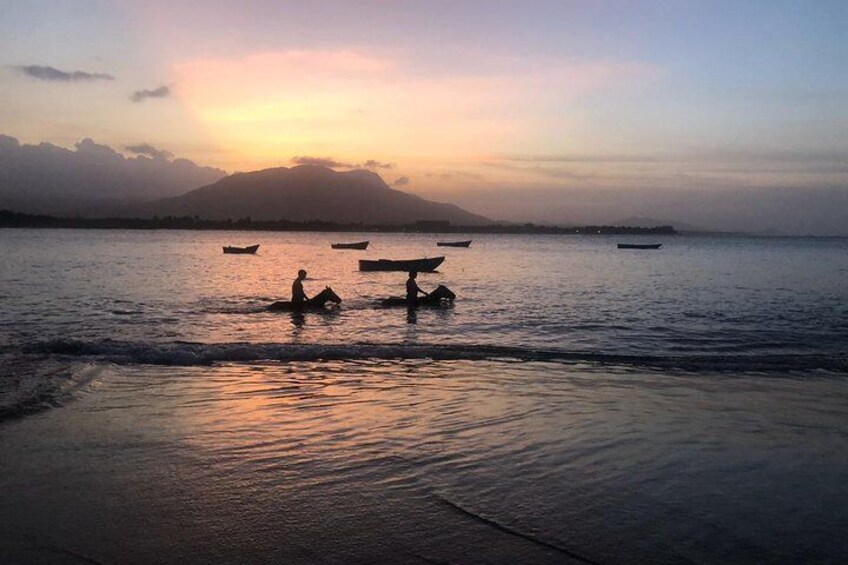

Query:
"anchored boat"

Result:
[[359, 256, 445, 272], [617, 243, 662, 250], [331, 241, 369, 250], [223, 244, 259, 254]]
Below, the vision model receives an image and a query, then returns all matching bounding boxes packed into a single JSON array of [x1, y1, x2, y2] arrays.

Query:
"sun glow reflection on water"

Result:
[[1, 359, 846, 563]]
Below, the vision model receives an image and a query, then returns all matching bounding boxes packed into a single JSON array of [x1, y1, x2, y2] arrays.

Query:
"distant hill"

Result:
[[0, 135, 226, 215], [141, 165, 491, 225]]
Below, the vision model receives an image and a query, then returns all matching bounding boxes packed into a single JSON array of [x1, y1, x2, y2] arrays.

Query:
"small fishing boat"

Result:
[[223, 244, 259, 254], [617, 243, 662, 250], [331, 241, 369, 250], [437, 240, 472, 248], [359, 256, 445, 272]]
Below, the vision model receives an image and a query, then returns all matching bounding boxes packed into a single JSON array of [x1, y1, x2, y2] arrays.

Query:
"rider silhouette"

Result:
[[406, 271, 428, 306], [292, 269, 309, 308]]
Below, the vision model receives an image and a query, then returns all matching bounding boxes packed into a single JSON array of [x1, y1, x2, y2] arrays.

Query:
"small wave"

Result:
[[0, 357, 107, 422], [433, 493, 602, 565], [17, 339, 848, 374]]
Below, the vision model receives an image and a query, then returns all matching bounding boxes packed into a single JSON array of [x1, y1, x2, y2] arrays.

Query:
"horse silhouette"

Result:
[[267, 286, 342, 312], [380, 284, 456, 307]]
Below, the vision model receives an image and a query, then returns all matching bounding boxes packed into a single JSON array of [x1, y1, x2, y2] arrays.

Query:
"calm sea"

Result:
[[1, 229, 846, 563]]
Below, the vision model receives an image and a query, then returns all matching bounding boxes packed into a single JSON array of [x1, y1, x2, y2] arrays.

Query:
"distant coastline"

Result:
[[0, 210, 676, 235]]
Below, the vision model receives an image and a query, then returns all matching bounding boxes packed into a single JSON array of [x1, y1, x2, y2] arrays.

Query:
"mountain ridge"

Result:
[[0, 135, 226, 214], [140, 165, 491, 225]]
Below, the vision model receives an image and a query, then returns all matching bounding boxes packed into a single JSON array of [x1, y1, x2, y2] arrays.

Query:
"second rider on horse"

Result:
[[406, 271, 429, 306]]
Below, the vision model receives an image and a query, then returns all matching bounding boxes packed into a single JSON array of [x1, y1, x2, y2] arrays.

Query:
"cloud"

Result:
[[291, 156, 396, 170], [502, 149, 848, 166], [488, 148, 848, 186], [15, 65, 114, 82], [125, 143, 174, 160], [483, 161, 597, 181], [393, 176, 410, 186], [75, 138, 122, 158], [131, 85, 171, 102], [505, 154, 663, 164], [291, 156, 354, 168], [362, 159, 393, 170], [426, 171, 484, 181]]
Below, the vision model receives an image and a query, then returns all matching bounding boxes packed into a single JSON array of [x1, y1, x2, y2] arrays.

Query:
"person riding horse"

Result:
[[406, 271, 429, 306], [292, 269, 309, 309]]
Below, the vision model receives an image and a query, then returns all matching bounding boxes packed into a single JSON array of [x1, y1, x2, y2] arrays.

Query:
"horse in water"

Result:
[[267, 286, 342, 312], [380, 284, 456, 307]]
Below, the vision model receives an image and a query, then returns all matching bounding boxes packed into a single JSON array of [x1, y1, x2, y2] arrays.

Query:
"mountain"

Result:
[[0, 135, 226, 215], [141, 165, 491, 225]]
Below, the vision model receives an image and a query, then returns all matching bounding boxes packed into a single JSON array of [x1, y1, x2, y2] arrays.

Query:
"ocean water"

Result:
[[1, 229, 847, 563]]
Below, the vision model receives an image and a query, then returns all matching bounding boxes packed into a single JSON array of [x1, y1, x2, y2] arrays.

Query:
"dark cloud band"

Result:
[[16, 65, 114, 82], [291, 156, 354, 168], [125, 143, 174, 160], [363, 159, 393, 170], [131, 86, 171, 103], [292, 156, 395, 170]]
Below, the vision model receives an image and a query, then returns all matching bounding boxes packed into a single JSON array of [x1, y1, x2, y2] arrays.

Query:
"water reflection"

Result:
[[5, 360, 845, 563], [290, 311, 306, 329], [434, 303, 454, 322]]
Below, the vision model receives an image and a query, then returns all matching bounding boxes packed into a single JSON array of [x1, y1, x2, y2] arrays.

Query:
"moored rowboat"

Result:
[[331, 241, 369, 250], [223, 244, 259, 254], [437, 240, 472, 247], [359, 256, 445, 272]]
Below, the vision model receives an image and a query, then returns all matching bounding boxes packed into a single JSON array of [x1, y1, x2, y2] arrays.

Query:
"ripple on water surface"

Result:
[[2, 230, 848, 356]]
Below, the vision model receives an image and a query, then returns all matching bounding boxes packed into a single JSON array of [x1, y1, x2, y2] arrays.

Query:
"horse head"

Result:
[[431, 285, 456, 301], [322, 286, 342, 304]]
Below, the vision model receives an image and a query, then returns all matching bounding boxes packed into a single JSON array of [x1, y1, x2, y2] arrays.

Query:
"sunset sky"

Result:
[[1, 0, 846, 230]]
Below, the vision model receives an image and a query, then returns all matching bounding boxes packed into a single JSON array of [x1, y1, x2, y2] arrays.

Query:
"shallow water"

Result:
[[2, 361, 847, 563], [1, 229, 847, 563], [2, 229, 846, 356]]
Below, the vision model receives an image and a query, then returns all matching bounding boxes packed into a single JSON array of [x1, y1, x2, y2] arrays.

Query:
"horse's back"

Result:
[[380, 297, 408, 307], [267, 301, 294, 312], [379, 286, 456, 308]]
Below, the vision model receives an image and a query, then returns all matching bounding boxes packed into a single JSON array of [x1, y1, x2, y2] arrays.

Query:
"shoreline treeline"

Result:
[[0, 210, 676, 235]]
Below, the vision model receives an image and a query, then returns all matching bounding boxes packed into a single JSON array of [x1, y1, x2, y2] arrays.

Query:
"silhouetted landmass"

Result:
[[0, 135, 226, 214], [0, 210, 676, 235], [138, 165, 492, 225], [615, 216, 706, 233]]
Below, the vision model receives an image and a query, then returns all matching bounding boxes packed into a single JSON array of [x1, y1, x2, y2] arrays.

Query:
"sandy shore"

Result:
[[2, 360, 846, 564]]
